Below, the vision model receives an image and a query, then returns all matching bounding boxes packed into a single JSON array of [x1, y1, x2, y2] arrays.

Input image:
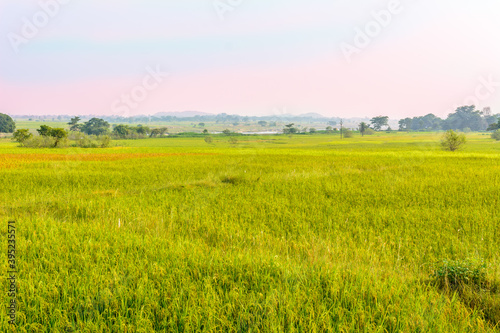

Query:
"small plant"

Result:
[[204, 136, 213, 144], [491, 129, 500, 141], [440, 130, 466, 151], [229, 137, 238, 145], [431, 259, 487, 289]]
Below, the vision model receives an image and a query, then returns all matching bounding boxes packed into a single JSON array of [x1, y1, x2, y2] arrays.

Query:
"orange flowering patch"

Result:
[[0, 153, 217, 168]]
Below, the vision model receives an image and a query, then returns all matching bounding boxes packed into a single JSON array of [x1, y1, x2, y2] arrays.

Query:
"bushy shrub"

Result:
[[72, 134, 111, 148], [364, 128, 375, 135], [441, 130, 466, 151], [491, 130, 500, 141], [343, 129, 354, 138], [23, 136, 66, 148]]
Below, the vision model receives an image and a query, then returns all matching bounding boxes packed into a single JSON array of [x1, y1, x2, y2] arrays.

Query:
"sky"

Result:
[[1, 0, 500, 118]]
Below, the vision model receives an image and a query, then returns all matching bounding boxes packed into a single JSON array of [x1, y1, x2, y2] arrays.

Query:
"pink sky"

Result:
[[1, 0, 499, 118]]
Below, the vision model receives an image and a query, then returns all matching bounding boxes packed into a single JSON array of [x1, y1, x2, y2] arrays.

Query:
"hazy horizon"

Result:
[[1, 0, 499, 118]]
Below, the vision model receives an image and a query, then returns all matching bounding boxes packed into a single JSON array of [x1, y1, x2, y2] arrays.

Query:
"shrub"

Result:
[[364, 128, 375, 135], [204, 136, 213, 144], [431, 259, 487, 289], [343, 129, 354, 138], [99, 135, 111, 148], [23, 136, 59, 148], [441, 130, 466, 151], [491, 130, 500, 141]]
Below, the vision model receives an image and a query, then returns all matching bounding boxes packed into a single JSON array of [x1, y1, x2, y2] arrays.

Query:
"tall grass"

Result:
[[0, 133, 499, 331]]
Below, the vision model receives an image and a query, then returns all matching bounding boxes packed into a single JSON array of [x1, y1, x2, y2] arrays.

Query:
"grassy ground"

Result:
[[1, 132, 499, 332]]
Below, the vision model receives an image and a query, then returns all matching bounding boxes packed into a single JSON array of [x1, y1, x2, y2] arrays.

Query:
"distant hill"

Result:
[[153, 111, 213, 117], [297, 113, 328, 119]]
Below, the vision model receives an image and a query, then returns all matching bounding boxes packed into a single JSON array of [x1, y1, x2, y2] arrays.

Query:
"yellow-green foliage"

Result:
[[0, 132, 499, 332]]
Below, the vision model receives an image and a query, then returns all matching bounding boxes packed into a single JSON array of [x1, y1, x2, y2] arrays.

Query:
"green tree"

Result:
[[258, 121, 267, 127], [12, 129, 32, 146], [135, 125, 150, 136], [68, 116, 81, 132], [50, 128, 68, 147], [0, 113, 15, 133], [222, 129, 232, 135], [444, 106, 486, 131], [370, 116, 389, 131], [309, 128, 316, 134], [491, 130, 500, 141], [37, 125, 52, 137], [441, 130, 466, 151], [203, 129, 209, 134], [113, 124, 131, 138], [359, 122, 369, 136], [283, 123, 298, 134], [398, 118, 412, 131], [81, 118, 110, 135], [487, 119, 500, 131]]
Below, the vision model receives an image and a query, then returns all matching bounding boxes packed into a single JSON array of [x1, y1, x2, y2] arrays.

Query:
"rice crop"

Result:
[[0, 132, 499, 332]]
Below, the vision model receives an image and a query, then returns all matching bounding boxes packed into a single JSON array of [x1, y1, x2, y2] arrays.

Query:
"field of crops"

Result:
[[1, 132, 499, 332]]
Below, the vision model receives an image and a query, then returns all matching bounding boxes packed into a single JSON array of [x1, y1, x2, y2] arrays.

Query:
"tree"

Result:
[[441, 130, 466, 151], [113, 124, 130, 138], [36, 125, 68, 147], [13, 129, 32, 146], [222, 129, 232, 135], [359, 122, 369, 136], [398, 118, 412, 131], [444, 106, 486, 131], [68, 116, 81, 132], [135, 125, 150, 136], [370, 116, 389, 131], [37, 125, 52, 137], [283, 123, 298, 134], [491, 130, 500, 141], [0, 113, 15, 133], [198, 123, 205, 127], [204, 136, 213, 144], [258, 121, 267, 127], [50, 128, 68, 147], [487, 119, 500, 131], [203, 129, 209, 134], [309, 128, 316, 134], [81, 118, 110, 135]]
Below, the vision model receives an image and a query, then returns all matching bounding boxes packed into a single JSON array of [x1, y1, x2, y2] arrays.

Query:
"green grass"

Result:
[[1, 133, 499, 332]]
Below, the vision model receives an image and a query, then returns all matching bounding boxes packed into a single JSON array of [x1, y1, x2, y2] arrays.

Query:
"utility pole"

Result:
[[340, 119, 343, 140]]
